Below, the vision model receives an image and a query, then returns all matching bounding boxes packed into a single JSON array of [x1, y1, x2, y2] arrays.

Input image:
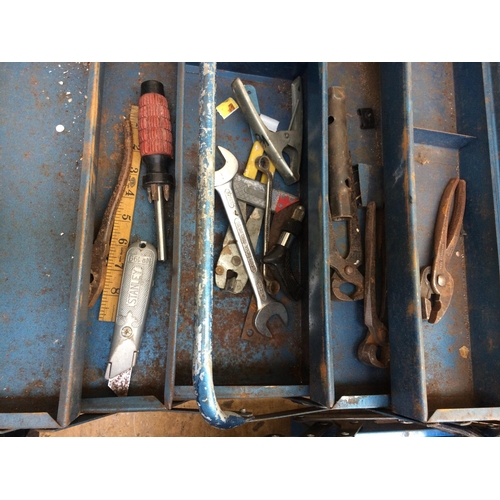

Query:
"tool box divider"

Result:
[[57, 62, 104, 427]]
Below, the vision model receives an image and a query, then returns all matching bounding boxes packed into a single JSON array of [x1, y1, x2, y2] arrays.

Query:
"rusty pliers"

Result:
[[420, 178, 466, 324]]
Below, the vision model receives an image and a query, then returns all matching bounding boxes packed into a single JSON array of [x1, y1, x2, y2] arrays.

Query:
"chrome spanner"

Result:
[[214, 147, 288, 337], [215, 143, 266, 294]]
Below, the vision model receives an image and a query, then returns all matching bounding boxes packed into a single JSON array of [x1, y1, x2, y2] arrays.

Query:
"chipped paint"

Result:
[[192, 62, 247, 429]]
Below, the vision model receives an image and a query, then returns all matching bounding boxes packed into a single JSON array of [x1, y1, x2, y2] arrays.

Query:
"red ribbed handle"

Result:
[[138, 93, 173, 157]]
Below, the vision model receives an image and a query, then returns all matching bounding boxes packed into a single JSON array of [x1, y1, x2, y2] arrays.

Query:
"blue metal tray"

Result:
[[2, 62, 499, 431], [381, 62, 500, 423]]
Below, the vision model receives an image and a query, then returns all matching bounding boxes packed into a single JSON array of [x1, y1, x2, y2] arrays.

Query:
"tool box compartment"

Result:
[[2, 62, 500, 431], [381, 62, 500, 423], [166, 62, 391, 428]]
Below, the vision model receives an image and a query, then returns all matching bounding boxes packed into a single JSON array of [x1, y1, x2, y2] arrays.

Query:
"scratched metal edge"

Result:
[[57, 63, 104, 427], [333, 394, 390, 410], [191, 63, 246, 429], [307, 62, 335, 408], [380, 63, 428, 422], [164, 63, 185, 409], [80, 395, 165, 413], [428, 407, 500, 423], [173, 385, 309, 400], [0, 413, 61, 431], [454, 63, 500, 409]]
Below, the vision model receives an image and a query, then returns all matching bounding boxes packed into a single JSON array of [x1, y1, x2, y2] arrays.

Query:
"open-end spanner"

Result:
[[214, 147, 288, 338]]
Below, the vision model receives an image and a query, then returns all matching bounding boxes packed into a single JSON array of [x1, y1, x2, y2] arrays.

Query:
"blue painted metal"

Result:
[[453, 62, 500, 410], [81, 63, 178, 405], [58, 63, 103, 426], [381, 61, 500, 423], [306, 62, 336, 408], [0, 62, 91, 429], [80, 395, 165, 414], [5, 61, 500, 431], [358, 163, 384, 208], [414, 127, 475, 149], [380, 63, 427, 422], [192, 62, 247, 429], [325, 63, 389, 400], [164, 63, 186, 410]]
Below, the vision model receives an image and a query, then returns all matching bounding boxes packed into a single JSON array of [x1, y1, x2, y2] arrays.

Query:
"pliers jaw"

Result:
[[420, 266, 454, 324]]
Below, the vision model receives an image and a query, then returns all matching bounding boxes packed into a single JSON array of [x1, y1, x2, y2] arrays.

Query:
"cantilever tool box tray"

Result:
[[1, 62, 500, 432]]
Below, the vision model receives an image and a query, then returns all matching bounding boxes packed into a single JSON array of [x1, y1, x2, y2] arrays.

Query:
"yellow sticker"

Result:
[[216, 97, 239, 119]]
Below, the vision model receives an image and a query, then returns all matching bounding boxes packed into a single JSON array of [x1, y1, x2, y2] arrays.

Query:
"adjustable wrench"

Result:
[[214, 147, 288, 338]]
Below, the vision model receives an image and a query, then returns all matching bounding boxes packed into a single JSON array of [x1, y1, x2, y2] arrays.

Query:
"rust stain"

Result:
[[407, 301, 416, 317]]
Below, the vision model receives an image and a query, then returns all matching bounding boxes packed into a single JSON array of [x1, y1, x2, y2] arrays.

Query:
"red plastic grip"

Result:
[[138, 93, 173, 157]]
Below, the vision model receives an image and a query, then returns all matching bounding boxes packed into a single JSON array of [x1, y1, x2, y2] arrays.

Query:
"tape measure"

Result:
[[99, 105, 141, 322]]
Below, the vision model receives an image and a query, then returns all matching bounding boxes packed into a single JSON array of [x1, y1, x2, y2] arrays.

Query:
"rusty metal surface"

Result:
[[82, 63, 178, 403], [414, 146, 474, 407], [412, 62, 457, 133], [171, 64, 305, 390], [327, 64, 389, 395], [0, 63, 90, 424]]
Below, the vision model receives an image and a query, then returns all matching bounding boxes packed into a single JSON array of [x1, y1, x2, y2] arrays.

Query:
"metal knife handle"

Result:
[[215, 181, 269, 309], [328, 86, 353, 219], [105, 241, 157, 380]]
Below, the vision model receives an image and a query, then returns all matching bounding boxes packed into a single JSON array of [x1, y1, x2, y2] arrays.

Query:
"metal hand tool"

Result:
[[214, 147, 287, 338], [329, 210, 364, 301], [241, 202, 300, 340], [138, 80, 174, 262], [105, 240, 157, 396], [327, 86, 364, 301], [89, 119, 133, 309], [420, 178, 466, 324], [328, 86, 353, 219], [263, 204, 305, 301], [215, 142, 273, 294], [233, 173, 299, 212], [254, 155, 280, 295], [231, 77, 303, 185], [358, 201, 389, 369]]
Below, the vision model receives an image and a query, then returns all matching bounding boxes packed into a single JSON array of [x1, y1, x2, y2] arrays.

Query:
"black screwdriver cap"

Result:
[[141, 80, 165, 96]]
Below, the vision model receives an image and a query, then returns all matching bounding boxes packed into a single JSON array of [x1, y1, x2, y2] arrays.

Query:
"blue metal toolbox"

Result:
[[1, 62, 499, 433]]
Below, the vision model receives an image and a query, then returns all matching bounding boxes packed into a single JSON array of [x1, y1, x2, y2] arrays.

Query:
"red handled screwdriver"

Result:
[[138, 80, 174, 262]]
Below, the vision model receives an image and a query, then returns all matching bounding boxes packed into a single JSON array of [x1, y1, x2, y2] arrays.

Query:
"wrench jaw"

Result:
[[253, 302, 288, 339], [215, 147, 238, 185]]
